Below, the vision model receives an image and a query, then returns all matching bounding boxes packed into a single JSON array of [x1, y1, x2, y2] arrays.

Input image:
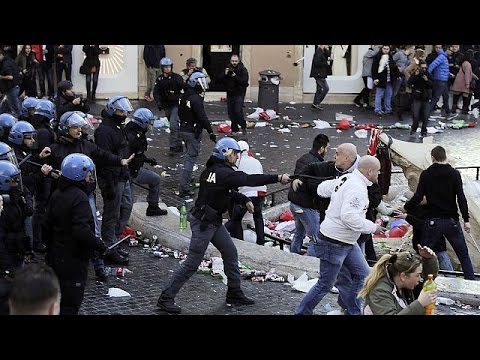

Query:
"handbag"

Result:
[[79, 63, 89, 75]]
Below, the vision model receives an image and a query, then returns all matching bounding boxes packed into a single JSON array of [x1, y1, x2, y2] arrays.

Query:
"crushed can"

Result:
[[381, 215, 389, 228], [116, 267, 125, 278], [128, 239, 139, 247], [135, 231, 142, 239], [150, 235, 158, 247], [153, 251, 163, 258]]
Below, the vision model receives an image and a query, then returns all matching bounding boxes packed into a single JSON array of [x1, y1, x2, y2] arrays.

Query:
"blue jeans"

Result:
[[295, 234, 370, 315], [132, 167, 160, 205], [313, 78, 329, 105], [290, 203, 319, 255], [0, 85, 21, 117], [422, 218, 475, 280], [430, 80, 450, 114], [166, 106, 182, 149], [179, 131, 201, 193], [436, 250, 455, 278], [374, 83, 393, 113]]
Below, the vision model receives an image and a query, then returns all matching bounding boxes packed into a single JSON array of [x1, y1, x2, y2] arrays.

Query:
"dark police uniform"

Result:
[[159, 156, 281, 308]]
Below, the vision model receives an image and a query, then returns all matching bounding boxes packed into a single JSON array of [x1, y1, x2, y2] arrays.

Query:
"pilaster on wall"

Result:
[[293, 44, 305, 102], [138, 45, 147, 99], [241, 45, 252, 99]]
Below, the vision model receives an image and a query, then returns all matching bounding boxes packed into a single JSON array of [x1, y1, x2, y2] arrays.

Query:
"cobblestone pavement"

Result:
[[78, 99, 480, 315]]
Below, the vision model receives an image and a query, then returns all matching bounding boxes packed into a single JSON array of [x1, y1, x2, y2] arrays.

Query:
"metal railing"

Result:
[[265, 165, 480, 208]]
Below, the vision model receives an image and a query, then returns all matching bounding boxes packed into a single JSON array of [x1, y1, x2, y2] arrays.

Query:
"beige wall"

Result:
[[250, 45, 297, 87], [164, 45, 194, 69]]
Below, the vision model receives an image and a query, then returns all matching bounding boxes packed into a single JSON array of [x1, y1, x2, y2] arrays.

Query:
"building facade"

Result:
[[45, 45, 394, 102]]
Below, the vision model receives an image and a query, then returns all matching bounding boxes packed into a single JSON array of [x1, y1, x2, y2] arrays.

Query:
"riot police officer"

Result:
[[156, 137, 290, 314], [125, 108, 166, 216], [177, 72, 216, 198], [94, 96, 134, 265], [44, 153, 107, 315], [0, 113, 16, 142], [18, 97, 39, 122], [153, 57, 184, 155], [0, 160, 31, 314]]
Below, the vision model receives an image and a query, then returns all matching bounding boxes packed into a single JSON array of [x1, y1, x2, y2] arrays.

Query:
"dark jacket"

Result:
[[178, 88, 214, 137], [0, 189, 32, 274], [9, 143, 44, 194], [82, 45, 101, 70], [310, 47, 331, 79], [29, 114, 56, 151], [44, 177, 103, 266], [143, 45, 166, 68], [49, 136, 122, 170], [404, 163, 469, 222], [193, 157, 279, 224], [372, 52, 400, 88], [125, 121, 150, 177], [288, 161, 338, 212], [153, 72, 184, 109], [55, 92, 90, 120], [221, 63, 249, 96], [293, 150, 324, 175], [53, 45, 73, 65], [0, 56, 23, 92], [407, 70, 433, 101], [94, 112, 131, 182]]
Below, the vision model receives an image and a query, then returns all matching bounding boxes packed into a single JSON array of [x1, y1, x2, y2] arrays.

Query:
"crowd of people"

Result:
[[0, 45, 476, 315]]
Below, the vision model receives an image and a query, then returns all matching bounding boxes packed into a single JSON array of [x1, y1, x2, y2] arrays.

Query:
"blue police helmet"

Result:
[[61, 153, 95, 182], [59, 111, 89, 135], [0, 160, 21, 192], [34, 99, 56, 120], [105, 96, 134, 116], [8, 121, 36, 145], [212, 137, 241, 160], [160, 57, 173, 67], [187, 72, 208, 91], [0, 141, 17, 165], [132, 108, 155, 129], [0, 114, 17, 138], [21, 97, 40, 114]]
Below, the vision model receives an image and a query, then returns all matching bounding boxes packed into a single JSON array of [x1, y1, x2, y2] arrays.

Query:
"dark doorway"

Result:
[[202, 45, 240, 91]]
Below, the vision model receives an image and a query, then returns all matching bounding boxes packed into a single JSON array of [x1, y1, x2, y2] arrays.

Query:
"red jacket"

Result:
[[31, 45, 43, 62]]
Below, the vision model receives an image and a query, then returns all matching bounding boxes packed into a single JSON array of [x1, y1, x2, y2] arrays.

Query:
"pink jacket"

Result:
[[451, 61, 472, 94]]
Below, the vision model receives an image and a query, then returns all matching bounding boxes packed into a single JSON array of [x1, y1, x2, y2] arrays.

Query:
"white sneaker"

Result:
[[330, 286, 339, 294], [327, 309, 345, 315]]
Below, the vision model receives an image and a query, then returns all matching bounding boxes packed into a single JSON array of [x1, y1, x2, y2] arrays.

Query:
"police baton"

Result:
[[107, 235, 131, 250], [17, 153, 33, 167], [25, 159, 61, 177], [290, 174, 336, 181]]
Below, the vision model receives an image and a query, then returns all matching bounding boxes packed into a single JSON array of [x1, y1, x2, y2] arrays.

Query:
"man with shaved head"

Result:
[[288, 142, 360, 254], [295, 155, 384, 315]]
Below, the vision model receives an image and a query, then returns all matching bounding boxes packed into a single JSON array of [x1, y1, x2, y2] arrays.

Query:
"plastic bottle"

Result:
[[422, 274, 437, 315], [179, 202, 188, 230]]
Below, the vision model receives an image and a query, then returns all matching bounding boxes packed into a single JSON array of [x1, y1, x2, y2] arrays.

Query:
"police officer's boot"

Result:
[[157, 293, 181, 314], [95, 267, 108, 283], [226, 287, 255, 306], [146, 203, 168, 216]]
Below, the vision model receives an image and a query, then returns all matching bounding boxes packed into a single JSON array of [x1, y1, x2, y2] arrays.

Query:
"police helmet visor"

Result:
[[64, 113, 89, 130], [197, 77, 208, 91], [2, 149, 19, 168], [22, 132, 38, 150], [111, 97, 134, 113]]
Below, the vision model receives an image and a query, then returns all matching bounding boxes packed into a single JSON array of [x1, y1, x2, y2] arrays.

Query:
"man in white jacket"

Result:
[[225, 140, 267, 245], [295, 155, 384, 315]]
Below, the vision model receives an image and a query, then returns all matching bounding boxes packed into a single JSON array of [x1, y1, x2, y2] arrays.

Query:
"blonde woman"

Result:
[[359, 245, 438, 315]]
